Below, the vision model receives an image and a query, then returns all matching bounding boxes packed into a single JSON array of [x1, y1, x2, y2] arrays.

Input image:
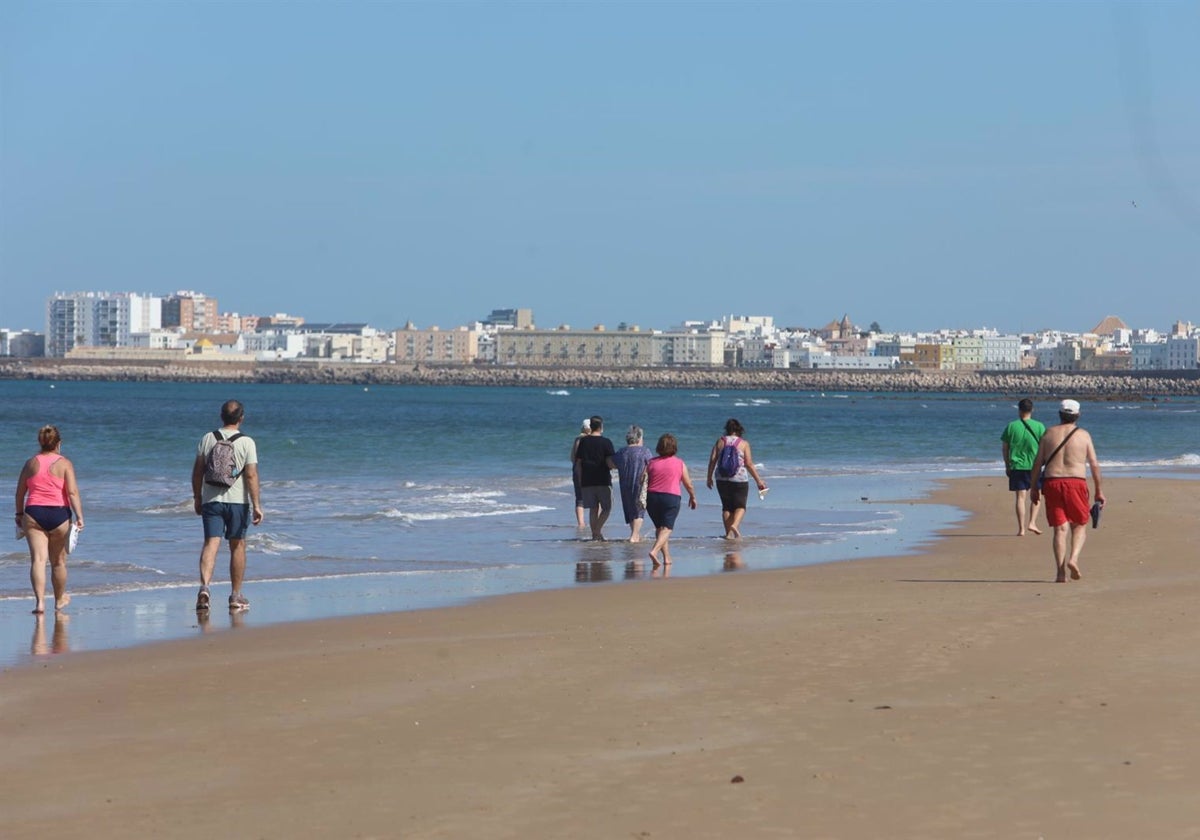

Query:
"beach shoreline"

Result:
[[3, 475, 1199, 838]]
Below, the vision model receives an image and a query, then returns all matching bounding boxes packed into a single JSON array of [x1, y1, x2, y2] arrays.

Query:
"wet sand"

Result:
[[2, 477, 1199, 838]]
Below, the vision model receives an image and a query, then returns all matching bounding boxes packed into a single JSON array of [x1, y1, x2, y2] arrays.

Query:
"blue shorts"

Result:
[[202, 501, 250, 541], [646, 491, 681, 529], [1007, 469, 1033, 491]]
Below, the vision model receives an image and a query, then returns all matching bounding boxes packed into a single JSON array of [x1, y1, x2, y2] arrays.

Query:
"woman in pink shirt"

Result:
[[644, 433, 697, 567], [15, 425, 84, 614]]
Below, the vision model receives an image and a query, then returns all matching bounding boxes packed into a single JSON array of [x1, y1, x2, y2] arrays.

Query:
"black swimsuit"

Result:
[[25, 505, 72, 531]]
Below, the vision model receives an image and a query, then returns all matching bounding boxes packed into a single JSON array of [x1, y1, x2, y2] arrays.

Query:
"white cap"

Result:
[[1060, 399, 1081, 415], [581, 418, 591, 431]]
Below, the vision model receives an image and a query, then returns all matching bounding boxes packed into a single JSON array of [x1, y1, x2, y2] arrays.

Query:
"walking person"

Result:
[[1000, 398, 1046, 536], [705, 418, 767, 539], [569, 418, 591, 528], [645, 434, 697, 567], [573, 415, 616, 541], [15, 425, 84, 614], [1030, 399, 1105, 583], [613, 424, 654, 542], [192, 399, 263, 611]]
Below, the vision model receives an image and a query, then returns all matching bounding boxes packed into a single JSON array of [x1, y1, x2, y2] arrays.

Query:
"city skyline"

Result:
[[17, 287, 1197, 343], [5, 286, 1197, 340], [3, 3, 1197, 335]]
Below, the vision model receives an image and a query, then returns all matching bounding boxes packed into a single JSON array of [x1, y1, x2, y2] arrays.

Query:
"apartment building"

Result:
[[46, 291, 162, 357], [912, 342, 956, 370], [162, 291, 218, 332], [0, 329, 45, 357], [393, 325, 482, 364]]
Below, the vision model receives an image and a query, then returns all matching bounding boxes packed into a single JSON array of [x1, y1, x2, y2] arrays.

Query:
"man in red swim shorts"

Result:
[[1030, 400, 1105, 583]]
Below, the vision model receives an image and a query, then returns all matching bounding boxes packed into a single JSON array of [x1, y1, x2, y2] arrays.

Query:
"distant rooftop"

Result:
[[1091, 315, 1130, 336]]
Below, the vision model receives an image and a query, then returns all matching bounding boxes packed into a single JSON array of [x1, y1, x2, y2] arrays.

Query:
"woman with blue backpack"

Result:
[[705, 418, 767, 540]]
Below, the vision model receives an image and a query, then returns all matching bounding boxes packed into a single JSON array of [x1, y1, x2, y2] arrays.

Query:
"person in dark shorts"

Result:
[[705, 418, 767, 539], [573, 415, 616, 541], [15, 425, 84, 614], [1000, 398, 1046, 536], [191, 400, 263, 611], [644, 433, 697, 567]]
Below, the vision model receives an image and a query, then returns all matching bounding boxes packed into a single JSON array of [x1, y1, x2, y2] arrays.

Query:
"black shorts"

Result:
[[716, 481, 749, 512], [1007, 469, 1033, 491]]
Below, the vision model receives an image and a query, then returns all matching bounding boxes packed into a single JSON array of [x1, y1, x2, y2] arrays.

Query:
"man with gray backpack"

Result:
[[191, 399, 263, 611]]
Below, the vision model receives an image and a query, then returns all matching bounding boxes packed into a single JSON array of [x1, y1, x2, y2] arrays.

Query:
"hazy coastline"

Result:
[[3, 357, 1199, 396]]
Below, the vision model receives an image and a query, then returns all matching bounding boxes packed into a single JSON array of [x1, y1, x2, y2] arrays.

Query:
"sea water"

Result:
[[1, 380, 1197, 666]]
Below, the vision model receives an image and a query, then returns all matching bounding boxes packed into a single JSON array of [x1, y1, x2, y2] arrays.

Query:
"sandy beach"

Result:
[[2, 476, 1198, 839]]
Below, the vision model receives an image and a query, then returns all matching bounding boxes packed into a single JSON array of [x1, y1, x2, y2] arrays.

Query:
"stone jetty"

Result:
[[2, 358, 1199, 397]]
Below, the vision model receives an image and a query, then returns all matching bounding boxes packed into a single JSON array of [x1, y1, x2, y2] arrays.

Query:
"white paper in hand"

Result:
[[68, 523, 80, 554]]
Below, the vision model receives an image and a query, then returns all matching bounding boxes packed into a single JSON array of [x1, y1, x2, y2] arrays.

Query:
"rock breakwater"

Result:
[[2, 359, 1199, 397]]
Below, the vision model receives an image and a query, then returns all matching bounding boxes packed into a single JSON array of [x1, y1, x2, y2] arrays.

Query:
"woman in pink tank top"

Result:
[[15, 425, 85, 614], [643, 433, 697, 568]]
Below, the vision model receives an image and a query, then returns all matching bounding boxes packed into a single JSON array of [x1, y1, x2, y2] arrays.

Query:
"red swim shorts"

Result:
[[1042, 477, 1091, 527]]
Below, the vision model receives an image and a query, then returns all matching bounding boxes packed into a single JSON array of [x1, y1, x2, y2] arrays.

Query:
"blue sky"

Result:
[[3, 1, 1197, 335]]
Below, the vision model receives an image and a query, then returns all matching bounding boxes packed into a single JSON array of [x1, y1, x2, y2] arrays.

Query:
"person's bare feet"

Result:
[[1068, 564, 1082, 580], [1028, 525, 1042, 535], [649, 551, 660, 567], [1055, 571, 1068, 583], [32, 604, 44, 615], [55, 594, 71, 612]]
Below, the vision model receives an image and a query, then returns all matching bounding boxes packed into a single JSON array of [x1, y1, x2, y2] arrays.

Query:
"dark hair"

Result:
[[589, 415, 603, 433], [37, 425, 61, 452], [221, 400, 245, 425], [1018, 398, 1034, 413], [656, 433, 678, 457], [1058, 412, 1079, 425], [723, 418, 744, 437]]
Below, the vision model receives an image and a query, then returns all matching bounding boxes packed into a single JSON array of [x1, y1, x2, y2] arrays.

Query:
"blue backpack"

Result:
[[716, 437, 741, 478]]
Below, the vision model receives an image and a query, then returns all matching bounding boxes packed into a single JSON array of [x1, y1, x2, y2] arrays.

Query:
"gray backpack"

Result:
[[203, 430, 244, 488]]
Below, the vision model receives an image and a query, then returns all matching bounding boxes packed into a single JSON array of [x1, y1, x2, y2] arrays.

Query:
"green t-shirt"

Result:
[[1000, 418, 1045, 471]]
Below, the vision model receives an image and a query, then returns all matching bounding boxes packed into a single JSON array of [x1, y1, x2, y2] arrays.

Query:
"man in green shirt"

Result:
[[1000, 398, 1046, 536]]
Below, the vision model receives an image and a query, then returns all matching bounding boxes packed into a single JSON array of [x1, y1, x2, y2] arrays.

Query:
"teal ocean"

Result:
[[2, 380, 1197, 667]]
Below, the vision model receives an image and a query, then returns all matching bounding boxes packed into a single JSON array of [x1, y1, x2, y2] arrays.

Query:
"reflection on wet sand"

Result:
[[31, 614, 70, 656], [722, 552, 745, 571], [575, 562, 613, 583], [196, 608, 248, 634]]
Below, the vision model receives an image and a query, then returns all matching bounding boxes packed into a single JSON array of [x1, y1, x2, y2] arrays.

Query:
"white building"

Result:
[[1166, 336, 1200, 370], [1131, 341, 1168, 370], [980, 335, 1022, 370], [46, 291, 163, 357]]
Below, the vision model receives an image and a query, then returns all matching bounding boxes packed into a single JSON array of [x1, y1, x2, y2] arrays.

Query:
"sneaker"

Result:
[[195, 586, 210, 611], [228, 592, 250, 611]]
